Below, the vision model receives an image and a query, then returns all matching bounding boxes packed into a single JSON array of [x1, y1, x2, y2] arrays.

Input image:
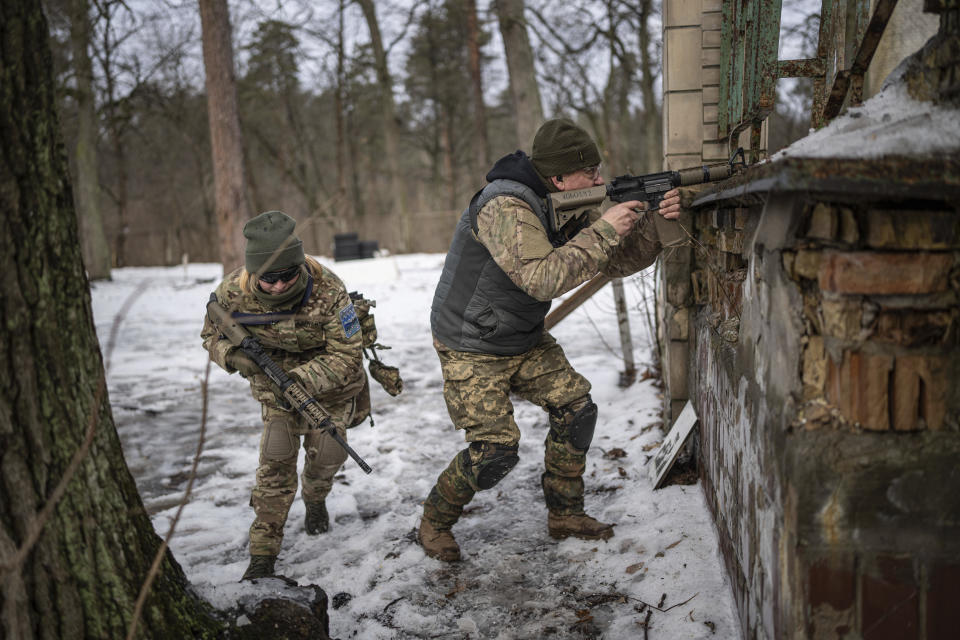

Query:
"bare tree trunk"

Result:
[[494, 0, 544, 148], [334, 0, 351, 222], [441, 115, 456, 210], [96, 1, 131, 268], [0, 3, 221, 637], [465, 0, 490, 173], [199, 0, 250, 272], [637, 0, 661, 172], [69, 0, 111, 280], [356, 0, 411, 252]]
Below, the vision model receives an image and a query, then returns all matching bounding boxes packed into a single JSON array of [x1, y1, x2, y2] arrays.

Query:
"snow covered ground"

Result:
[[90, 254, 738, 639]]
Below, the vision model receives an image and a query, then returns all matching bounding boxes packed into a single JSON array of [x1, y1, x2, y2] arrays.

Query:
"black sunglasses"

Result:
[[258, 265, 300, 284]]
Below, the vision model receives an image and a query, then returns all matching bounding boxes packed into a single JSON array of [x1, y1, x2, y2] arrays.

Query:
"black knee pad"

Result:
[[461, 442, 520, 490], [549, 396, 598, 451]]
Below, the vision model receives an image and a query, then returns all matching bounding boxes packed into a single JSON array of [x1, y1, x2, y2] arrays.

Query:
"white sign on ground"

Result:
[[651, 400, 699, 489]]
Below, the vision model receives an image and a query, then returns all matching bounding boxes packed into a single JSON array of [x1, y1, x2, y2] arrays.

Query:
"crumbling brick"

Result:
[[808, 203, 838, 240], [802, 336, 827, 400], [866, 209, 960, 250], [821, 297, 862, 340], [818, 252, 953, 295], [892, 355, 948, 431], [839, 208, 859, 245], [794, 250, 821, 280], [826, 351, 893, 430], [825, 350, 949, 431]]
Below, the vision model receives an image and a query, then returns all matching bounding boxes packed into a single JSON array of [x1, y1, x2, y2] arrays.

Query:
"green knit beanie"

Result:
[[243, 210, 305, 274], [531, 118, 601, 177]]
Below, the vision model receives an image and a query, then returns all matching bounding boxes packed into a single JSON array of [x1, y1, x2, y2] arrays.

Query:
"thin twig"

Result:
[[583, 307, 622, 359], [626, 591, 698, 613]]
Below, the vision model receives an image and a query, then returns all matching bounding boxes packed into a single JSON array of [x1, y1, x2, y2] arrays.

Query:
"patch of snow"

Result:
[[772, 62, 960, 160], [91, 255, 738, 639]]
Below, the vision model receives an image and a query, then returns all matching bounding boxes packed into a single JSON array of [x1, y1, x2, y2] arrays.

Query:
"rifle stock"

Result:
[[207, 295, 373, 474]]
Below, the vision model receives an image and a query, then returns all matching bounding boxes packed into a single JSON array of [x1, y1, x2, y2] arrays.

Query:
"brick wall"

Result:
[[687, 178, 960, 638]]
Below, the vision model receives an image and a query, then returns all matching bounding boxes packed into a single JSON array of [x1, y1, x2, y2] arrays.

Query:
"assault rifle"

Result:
[[547, 148, 745, 246], [206, 295, 373, 474]]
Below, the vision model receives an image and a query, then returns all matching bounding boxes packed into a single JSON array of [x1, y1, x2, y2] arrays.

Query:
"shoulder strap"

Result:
[[231, 272, 315, 325]]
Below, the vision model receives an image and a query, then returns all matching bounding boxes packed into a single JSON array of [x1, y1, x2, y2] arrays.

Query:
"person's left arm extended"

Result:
[[288, 285, 364, 398], [601, 187, 682, 277]]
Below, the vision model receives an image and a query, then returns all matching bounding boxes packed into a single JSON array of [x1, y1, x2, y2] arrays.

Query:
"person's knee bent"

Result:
[[304, 429, 349, 474], [260, 418, 299, 465], [548, 395, 598, 452], [460, 441, 519, 490]]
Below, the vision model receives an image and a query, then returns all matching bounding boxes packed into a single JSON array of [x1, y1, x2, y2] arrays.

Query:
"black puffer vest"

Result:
[[431, 152, 589, 355]]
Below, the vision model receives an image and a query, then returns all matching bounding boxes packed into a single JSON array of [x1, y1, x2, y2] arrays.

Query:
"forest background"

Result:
[[47, 0, 817, 277]]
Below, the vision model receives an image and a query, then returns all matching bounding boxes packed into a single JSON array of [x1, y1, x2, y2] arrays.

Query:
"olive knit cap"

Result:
[[243, 210, 305, 274], [531, 118, 601, 177]]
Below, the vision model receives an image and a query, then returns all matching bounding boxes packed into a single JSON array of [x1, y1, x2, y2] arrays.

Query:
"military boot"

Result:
[[240, 554, 277, 581], [418, 519, 461, 562], [304, 500, 329, 535], [547, 512, 615, 541]]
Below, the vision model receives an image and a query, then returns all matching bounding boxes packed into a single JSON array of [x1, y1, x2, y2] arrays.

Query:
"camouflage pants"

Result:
[[423, 333, 593, 529], [248, 403, 350, 556]]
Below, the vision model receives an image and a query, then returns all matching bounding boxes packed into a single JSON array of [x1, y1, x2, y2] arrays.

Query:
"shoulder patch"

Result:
[[338, 302, 361, 339]]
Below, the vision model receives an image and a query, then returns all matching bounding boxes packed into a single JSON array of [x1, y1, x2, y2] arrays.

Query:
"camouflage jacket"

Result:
[[476, 195, 662, 302], [201, 263, 366, 419]]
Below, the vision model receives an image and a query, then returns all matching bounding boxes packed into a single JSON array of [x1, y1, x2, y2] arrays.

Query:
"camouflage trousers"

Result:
[[248, 402, 351, 556], [423, 333, 593, 530]]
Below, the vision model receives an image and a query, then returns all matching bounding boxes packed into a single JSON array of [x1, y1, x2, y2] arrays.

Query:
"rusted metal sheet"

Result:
[[778, 58, 826, 77], [822, 0, 900, 120], [811, 0, 837, 129], [718, 0, 735, 137], [718, 0, 782, 158]]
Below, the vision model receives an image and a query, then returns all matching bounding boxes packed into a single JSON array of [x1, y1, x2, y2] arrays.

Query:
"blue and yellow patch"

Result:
[[339, 303, 361, 339]]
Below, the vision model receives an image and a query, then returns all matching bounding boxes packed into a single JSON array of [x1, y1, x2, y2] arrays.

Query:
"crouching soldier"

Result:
[[419, 118, 684, 561], [202, 211, 370, 580]]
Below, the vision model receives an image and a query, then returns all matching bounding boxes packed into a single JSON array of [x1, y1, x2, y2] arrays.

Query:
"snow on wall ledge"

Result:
[[772, 65, 960, 161]]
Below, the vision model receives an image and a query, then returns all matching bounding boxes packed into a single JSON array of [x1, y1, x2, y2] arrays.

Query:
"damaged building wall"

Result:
[[658, 1, 960, 638], [687, 167, 960, 637]]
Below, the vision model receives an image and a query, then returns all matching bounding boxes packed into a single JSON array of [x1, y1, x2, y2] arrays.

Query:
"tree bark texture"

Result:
[[356, 0, 411, 252], [199, 0, 250, 272], [68, 0, 111, 280], [0, 3, 221, 637], [494, 0, 544, 149]]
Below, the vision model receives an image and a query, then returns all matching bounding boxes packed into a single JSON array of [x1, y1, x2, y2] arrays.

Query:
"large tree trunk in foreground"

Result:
[[494, 0, 544, 149], [199, 0, 250, 272], [0, 3, 220, 637]]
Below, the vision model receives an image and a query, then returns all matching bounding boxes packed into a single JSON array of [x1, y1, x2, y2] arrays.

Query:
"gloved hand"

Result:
[[226, 349, 261, 378], [369, 360, 403, 396]]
